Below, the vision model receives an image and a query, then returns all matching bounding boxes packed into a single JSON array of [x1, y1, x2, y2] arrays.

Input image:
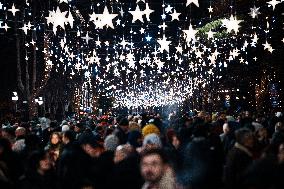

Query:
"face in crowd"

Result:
[[140, 153, 167, 184]]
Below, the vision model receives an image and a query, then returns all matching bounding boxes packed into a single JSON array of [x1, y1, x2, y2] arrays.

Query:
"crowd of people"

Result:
[[0, 110, 284, 189]]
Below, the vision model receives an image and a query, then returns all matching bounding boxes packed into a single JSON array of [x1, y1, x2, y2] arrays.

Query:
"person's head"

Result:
[[255, 127, 268, 140], [142, 124, 160, 137], [104, 134, 119, 151], [278, 143, 284, 163], [275, 122, 283, 132], [79, 133, 104, 158], [127, 130, 143, 148], [119, 118, 129, 133], [219, 112, 227, 121], [114, 144, 134, 163], [143, 133, 162, 149], [15, 127, 26, 138], [61, 125, 70, 132], [50, 132, 61, 145], [166, 129, 180, 149], [0, 137, 12, 155], [235, 128, 254, 148], [62, 130, 76, 145], [27, 150, 52, 175], [140, 149, 169, 184], [223, 123, 230, 134], [75, 122, 84, 133], [244, 111, 251, 118]]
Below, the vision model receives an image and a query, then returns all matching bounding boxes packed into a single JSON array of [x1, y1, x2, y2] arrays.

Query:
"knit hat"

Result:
[[142, 124, 160, 137], [61, 125, 70, 132], [104, 134, 119, 151], [143, 133, 162, 148]]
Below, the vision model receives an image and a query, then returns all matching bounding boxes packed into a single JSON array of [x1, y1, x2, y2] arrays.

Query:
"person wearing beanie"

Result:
[[61, 125, 70, 132], [143, 133, 162, 149], [142, 124, 160, 138], [104, 135, 119, 152]]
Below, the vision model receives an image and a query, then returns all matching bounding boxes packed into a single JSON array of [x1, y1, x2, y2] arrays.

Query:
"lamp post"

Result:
[[35, 97, 44, 116], [12, 92, 18, 112]]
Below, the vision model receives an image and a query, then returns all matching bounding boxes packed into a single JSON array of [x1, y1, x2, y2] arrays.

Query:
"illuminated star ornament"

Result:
[[262, 41, 274, 53], [267, 0, 281, 10], [143, 3, 154, 21], [222, 15, 243, 34], [81, 32, 93, 44], [89, 6, 118, 29], [46, 7, 68, 34], [186, 0, 199, 7], [157, 35, 171, 53], [129, 5, 144, 23], [58, 0, 69, 4], [207, 29, 215, 39], [99, 6, 118, 29], [249, 6, 261, 19], [183, 24, 197, 42], [2, 23, 10, 31], [8, 4, 20, 16], [146, 35, 152, 41], [170, 10, 181, 21]]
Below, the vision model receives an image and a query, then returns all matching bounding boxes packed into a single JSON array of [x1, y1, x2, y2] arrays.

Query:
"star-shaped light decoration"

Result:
[[165, 5, 173, 13], [99, 6, 118, 29], [1, 23, 10, 31], [66, 11, 74, 28], [144, 3, 154, 21], [222, 15, 243, 34], [186, 0, 199, 7], [120, 38, 128, 48], [170, 10, 181, 21], [81, 32, 93, 44], [27, 22, 33, 30], [59, 0, 69, 4], [129, 5, 144, 23], [207, 29, 215, 39], [157, 34, 171, 52], [182, 24, 197, 42], [146, 34, 152, 41], [140, 27, 145, 34], [175, 45, 183, 54], [8, 4, 20, 16], [161, 13, 166, 20], [208, 6, 213, 13], [20, 24, 29, 35], [159, 22, 167, 31], [249, 6, 261, 19], [267, 0, 281, 10], [46, 7, 68, 34], [262, 41, 274, 53]]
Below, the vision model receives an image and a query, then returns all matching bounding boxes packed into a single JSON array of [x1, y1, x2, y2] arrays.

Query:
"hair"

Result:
[[50, 132, 62, 140], [235, 128, 253, 145], [26, 150, 48, 172], [140, 148, 169, 164], [63, 130, 76, 143], [0, 137, 12, 153], [119, 118, 129, 126]]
